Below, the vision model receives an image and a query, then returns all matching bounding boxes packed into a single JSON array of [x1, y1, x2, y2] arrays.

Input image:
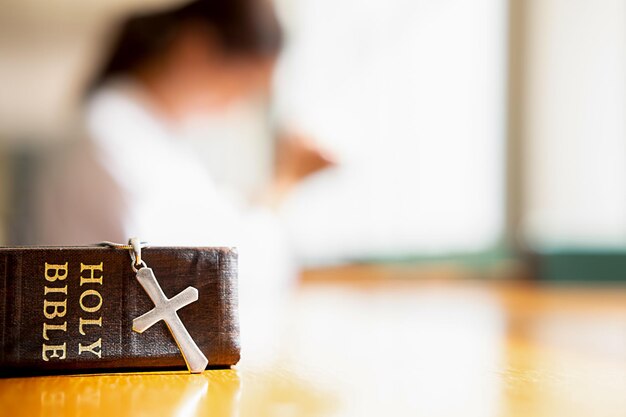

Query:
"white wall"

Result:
[[522, 0, 626, 248]]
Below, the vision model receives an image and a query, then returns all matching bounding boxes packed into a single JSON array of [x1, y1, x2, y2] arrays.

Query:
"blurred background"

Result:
[[1, 0, 626, 278]]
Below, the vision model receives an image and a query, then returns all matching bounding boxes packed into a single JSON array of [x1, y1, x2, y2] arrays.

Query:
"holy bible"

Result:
[[0, 246, 240, 375]]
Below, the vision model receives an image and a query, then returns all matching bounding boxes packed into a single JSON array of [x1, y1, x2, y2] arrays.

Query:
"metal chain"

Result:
[[97, 238, 149, 272]]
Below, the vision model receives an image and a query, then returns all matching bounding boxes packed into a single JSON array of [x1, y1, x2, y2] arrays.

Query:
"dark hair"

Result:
[[88, 0, 283, 93]]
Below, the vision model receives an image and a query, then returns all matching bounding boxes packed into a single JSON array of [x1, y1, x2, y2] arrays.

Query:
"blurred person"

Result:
[[34, 0, 332, 362]]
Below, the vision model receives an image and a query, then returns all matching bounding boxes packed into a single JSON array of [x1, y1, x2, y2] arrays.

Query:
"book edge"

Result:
[[0, 252, 5, 363]]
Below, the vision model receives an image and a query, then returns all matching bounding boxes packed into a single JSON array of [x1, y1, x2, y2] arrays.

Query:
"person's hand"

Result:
[[275, 133, 336, 186], [262, 132, 336, 208]]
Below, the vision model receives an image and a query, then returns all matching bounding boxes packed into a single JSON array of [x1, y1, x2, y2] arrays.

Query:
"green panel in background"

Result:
[[535, 249, 626, 282]]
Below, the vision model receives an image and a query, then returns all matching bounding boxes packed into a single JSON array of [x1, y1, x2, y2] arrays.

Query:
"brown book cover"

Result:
[[0, 246, 240, 375]]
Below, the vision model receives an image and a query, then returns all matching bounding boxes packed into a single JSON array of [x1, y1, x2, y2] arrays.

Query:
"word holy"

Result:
[[41, 262, 104, 361]]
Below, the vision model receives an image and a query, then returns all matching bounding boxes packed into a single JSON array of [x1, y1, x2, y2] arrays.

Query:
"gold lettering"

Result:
[[44, 285, 67, 295], [79, 317, 102, 335], [44, 262, 68, 282], [42, 322, 67, 341], [78, 338, 102, 358], [43, 299, 67, 319], [80, 263, 103, 286], [42, 343, 66, 361], [79, 290, 102, 313]]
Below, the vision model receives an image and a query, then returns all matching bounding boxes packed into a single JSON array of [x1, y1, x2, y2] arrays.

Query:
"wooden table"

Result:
[[2, 265, 626, 417]]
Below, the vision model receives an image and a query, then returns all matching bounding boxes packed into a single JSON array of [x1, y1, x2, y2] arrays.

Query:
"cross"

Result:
[[132, 267, 209, 373]]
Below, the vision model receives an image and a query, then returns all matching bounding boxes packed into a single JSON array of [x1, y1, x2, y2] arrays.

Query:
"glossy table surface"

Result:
[[2, 265, 626, 417]]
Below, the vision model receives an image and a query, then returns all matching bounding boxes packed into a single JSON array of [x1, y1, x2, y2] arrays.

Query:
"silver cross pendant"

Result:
[[132, 267, 209, 373]]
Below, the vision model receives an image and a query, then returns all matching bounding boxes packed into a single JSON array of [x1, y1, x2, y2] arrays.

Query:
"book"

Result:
[[0, 246, 240, 375]]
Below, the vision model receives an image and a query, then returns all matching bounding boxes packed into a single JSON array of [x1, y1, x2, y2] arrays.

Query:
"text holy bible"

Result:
[[0, 246, 240, 375]]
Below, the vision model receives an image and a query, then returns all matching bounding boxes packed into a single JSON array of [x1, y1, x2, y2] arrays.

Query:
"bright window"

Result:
[[275, 0, 508, 263]]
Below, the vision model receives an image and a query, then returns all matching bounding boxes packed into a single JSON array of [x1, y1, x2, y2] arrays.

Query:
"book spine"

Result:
[[0, 247, 239, 375]]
